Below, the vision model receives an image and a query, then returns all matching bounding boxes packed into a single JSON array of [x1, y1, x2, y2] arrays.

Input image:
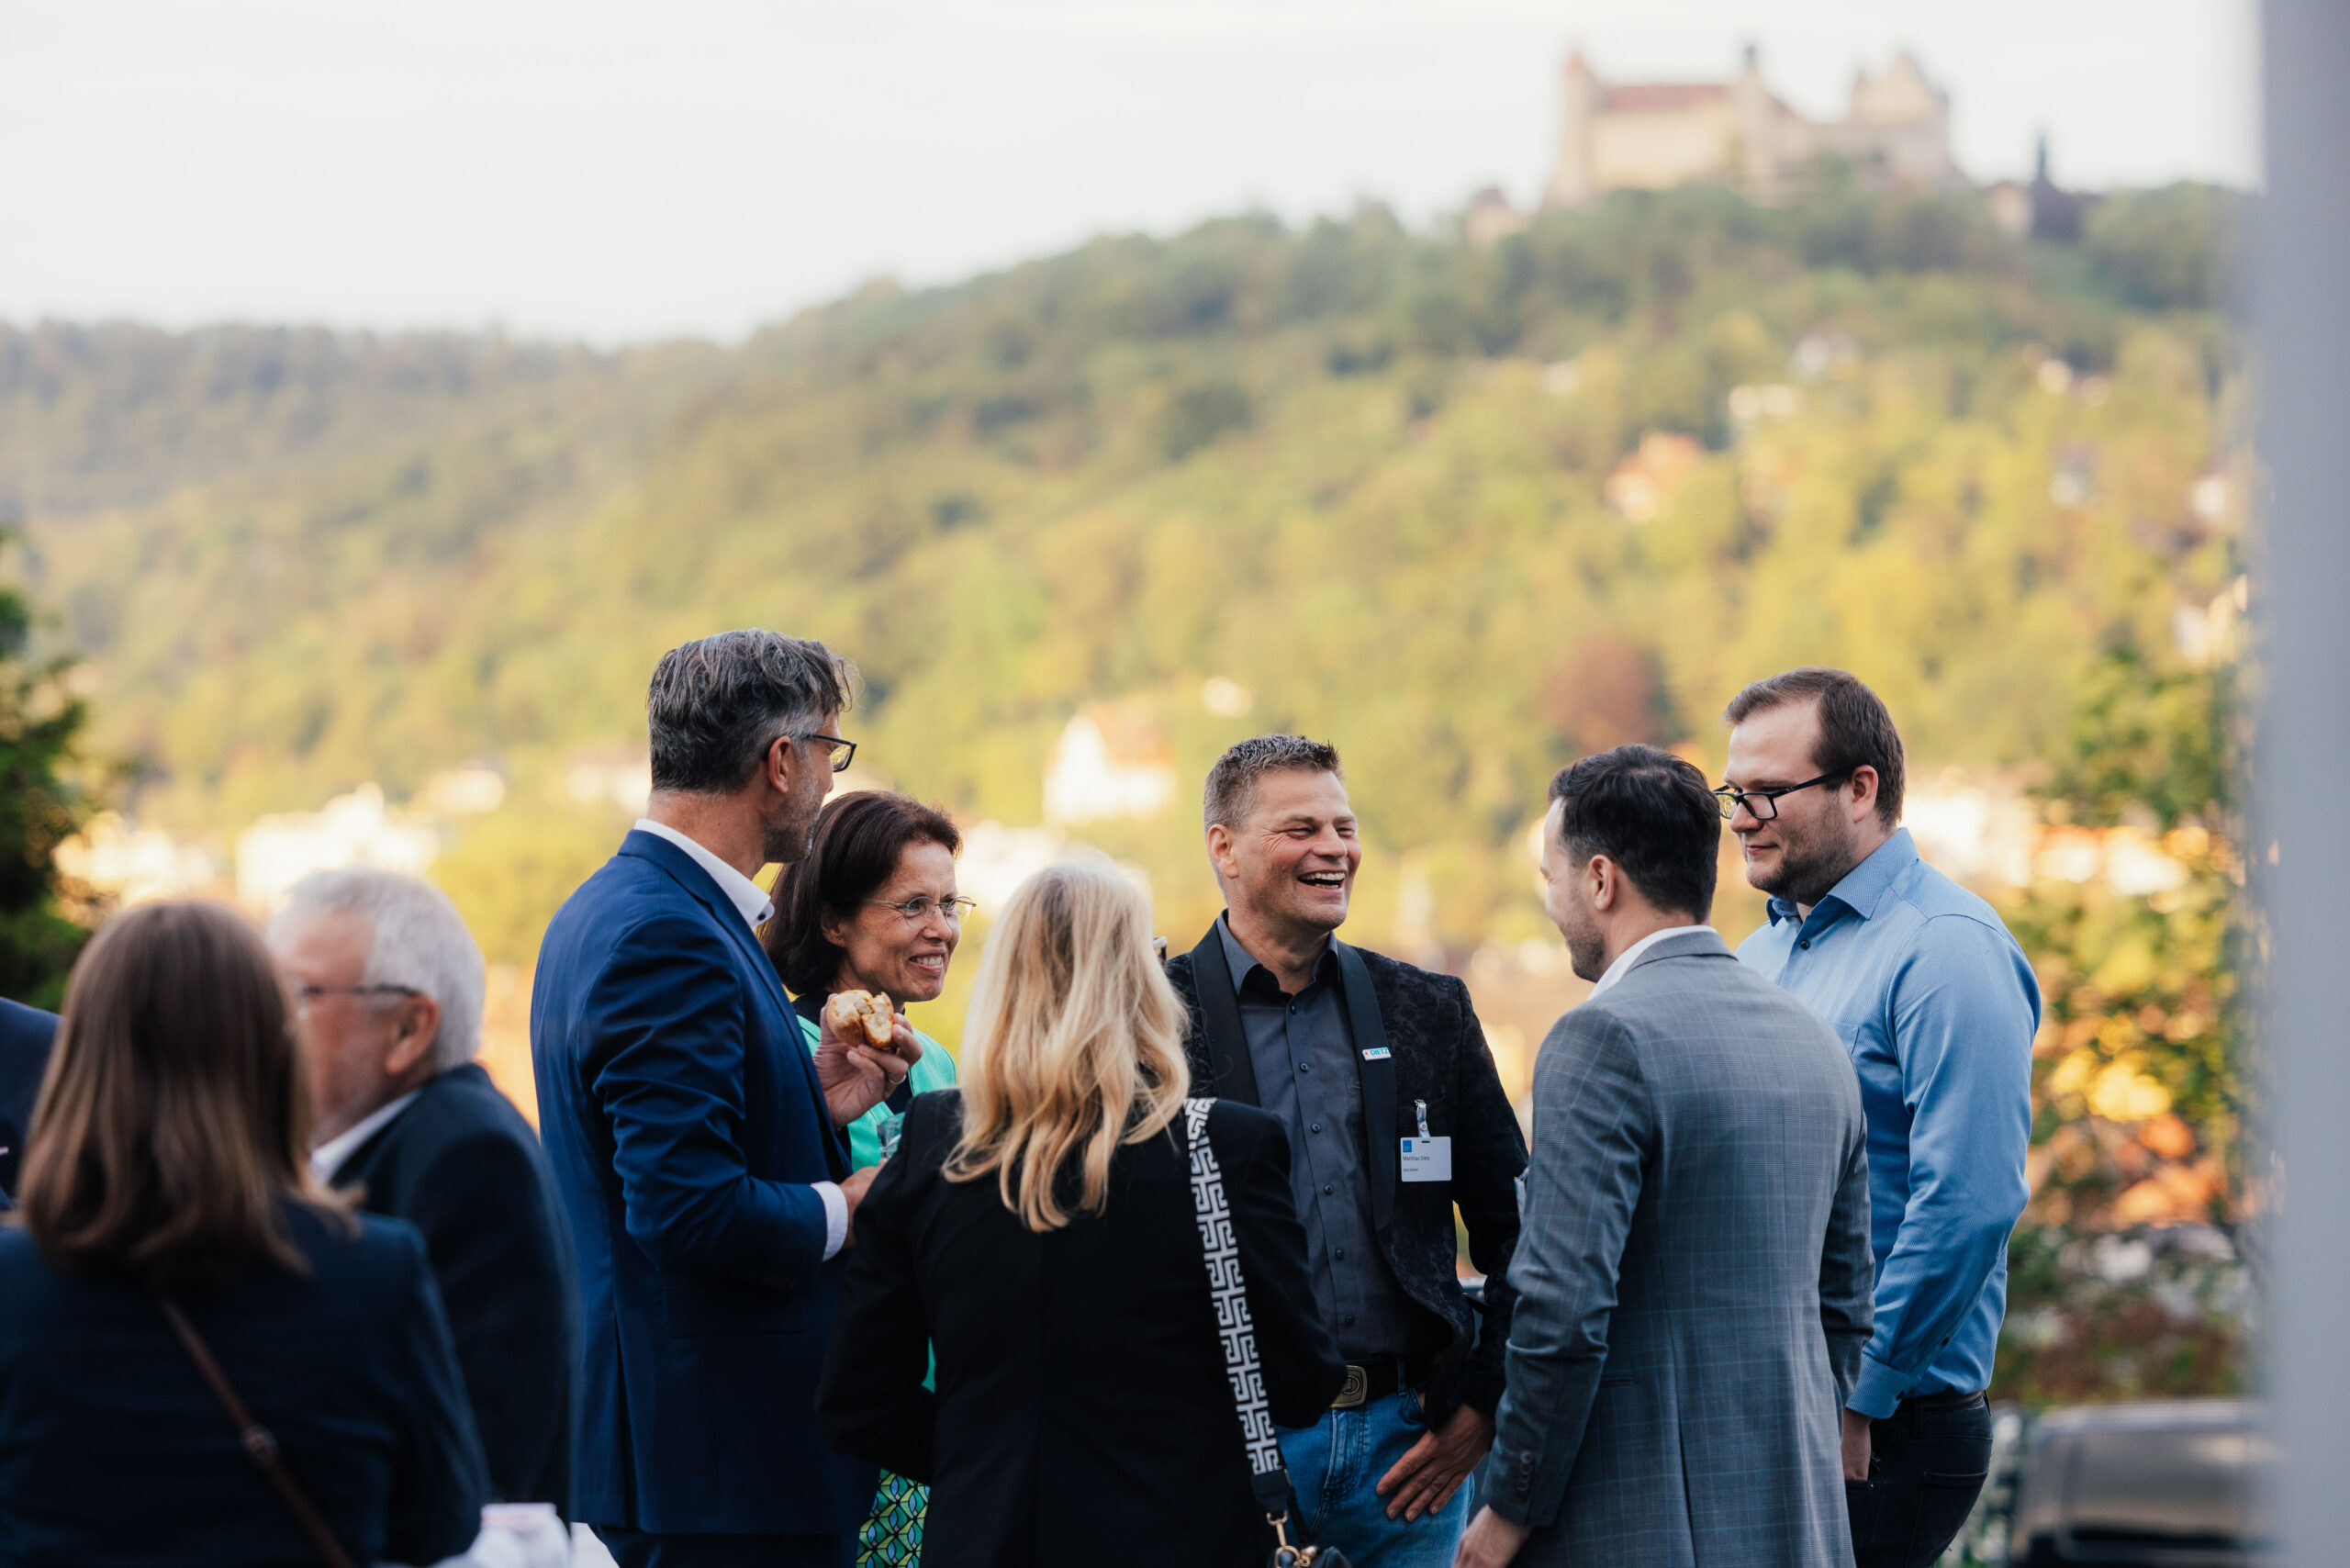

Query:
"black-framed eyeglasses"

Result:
[[1711, 772, 1852, 822], [296, 982, 421, 1007], [791, 733, 857, 774], [865, 894, 977, 927]]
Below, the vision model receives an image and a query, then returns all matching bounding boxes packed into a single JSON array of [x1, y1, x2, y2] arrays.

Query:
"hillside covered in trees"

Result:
[[15, 182, 2240, 926], [8, 180, 2249, 1401]]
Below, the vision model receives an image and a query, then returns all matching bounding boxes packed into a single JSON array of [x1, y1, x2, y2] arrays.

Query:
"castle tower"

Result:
[[1544, 50, 1599, 208], [1729, 41, 1780, 195]]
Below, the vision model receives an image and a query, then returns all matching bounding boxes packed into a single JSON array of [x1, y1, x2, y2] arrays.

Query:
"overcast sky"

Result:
[[0, 0, 2257, 344]]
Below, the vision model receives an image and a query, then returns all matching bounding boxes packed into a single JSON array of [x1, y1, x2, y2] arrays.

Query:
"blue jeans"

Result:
[[1846, 1393, 1995, 1568], [1277, 1390, 1471, 1567]]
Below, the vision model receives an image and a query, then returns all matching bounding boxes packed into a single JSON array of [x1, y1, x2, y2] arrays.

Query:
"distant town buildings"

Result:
[[235, 783, 440, 910], [1042, 704, 1178, 823], [54, 813, 218, 905], [1603, 431, 1705, 522], [1544, 45, 1957, 209]]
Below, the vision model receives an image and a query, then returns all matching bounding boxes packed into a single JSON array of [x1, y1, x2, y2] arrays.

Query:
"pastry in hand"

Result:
[[823, 988, 895, 1047]]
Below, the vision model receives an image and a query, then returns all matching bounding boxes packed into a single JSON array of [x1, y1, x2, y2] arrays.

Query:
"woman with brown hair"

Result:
[[816, 860, 1344, 1566], [0, 900, 487, 1567], [763, 790, 968, 1566]]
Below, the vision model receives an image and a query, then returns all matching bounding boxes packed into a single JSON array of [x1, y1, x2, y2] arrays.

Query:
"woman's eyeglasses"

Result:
[[865, 895, 977, 927]]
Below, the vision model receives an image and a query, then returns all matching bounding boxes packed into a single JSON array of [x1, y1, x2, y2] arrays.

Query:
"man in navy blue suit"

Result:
[[533, 630, 921, 1568], [0, 997, 58, 1204]]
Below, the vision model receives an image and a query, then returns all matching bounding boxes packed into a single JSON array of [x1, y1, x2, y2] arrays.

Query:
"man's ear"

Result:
[[1585, 853, 1618, 913], [1845, 766, 1880, 823], [764, 733, 796, 797], [385, 994, 442, 1078], [1205, 823, 1238, 882]]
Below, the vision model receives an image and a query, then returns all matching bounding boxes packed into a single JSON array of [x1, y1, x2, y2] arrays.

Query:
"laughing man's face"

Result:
[[1223, 768, 1361, 939]]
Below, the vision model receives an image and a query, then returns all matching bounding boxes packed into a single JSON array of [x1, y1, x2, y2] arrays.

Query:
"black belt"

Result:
[[1330, 1352, 1437, 1410], [1899, 1388, 1987, 1415]]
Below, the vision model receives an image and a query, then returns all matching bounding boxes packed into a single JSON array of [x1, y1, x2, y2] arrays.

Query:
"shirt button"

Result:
[[1299, 1062, 1311, 1074], [1323, 1183, 1335, 1195], [1334, 1248, 1346, 1260], [1311, 1122, 1323, 1133], [1799, 939, 1812, 950], [1343, 1315, 1356, 1327]]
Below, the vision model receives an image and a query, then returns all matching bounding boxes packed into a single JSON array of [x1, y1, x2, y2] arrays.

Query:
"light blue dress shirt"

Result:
[[1737, 828, 2039, 1418]]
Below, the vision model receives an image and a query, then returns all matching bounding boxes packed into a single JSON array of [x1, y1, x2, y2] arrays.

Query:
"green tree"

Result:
[[0, 553, 95, 1007], [1993, 645, 2250, 1405]]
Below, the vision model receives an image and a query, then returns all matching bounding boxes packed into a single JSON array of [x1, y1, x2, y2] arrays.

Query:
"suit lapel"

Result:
[[1185, 925, 1260, 1105], [623, 833, 851, 1180], [1332, 941, 1399, 1234]]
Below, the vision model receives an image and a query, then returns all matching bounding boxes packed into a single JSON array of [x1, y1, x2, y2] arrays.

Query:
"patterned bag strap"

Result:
[[1183, 1097, 1298, 1520]]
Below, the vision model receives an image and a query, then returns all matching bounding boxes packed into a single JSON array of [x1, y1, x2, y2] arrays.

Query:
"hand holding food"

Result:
[[824, 988, 895, 1047]]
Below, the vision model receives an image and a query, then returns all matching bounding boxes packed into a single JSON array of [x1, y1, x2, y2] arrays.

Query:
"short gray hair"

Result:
[[648, 630, 856, 796], [1203, 734, 1344, 832], [272, 868, 486, 1071]]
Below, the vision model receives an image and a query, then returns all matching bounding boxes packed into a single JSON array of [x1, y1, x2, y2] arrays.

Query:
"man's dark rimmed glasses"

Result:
[[792, 733, 857, 774], [1711, 772, 1851, 822]]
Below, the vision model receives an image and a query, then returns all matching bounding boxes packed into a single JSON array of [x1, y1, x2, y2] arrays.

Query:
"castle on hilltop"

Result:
[[1543, 45, 1958, 207]]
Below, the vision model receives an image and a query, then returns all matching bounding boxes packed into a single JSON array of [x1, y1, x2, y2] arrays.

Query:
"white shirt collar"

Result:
[[633, 818, 775, 926], [1586, 924, 1715, 1001], [310, 1089, 423, 1182]]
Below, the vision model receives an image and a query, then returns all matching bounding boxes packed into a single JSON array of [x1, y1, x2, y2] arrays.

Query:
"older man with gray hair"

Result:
[[270, 867, 577, 1516]]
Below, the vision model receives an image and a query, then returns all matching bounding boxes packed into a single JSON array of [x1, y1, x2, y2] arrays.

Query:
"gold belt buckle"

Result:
[[1331, 1364, 1369, 1410]]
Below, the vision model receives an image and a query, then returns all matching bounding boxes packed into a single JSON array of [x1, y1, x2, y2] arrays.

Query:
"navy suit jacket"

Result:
[[531, 829, 872, 1537], [0, 1204, 487, 1567], [0, 999, 58, 1203], [328, 1061, 578, 1513]]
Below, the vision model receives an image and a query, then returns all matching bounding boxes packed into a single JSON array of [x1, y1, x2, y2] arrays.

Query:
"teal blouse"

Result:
[[791, 1002, 957, 1170]]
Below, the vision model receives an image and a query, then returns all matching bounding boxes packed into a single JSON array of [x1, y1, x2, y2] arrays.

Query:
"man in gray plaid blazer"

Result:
[[1457, 746, 1873, 1568]]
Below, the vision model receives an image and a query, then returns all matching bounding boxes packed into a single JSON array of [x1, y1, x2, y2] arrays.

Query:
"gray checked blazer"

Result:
[[1486, 928, 1873, 1566]]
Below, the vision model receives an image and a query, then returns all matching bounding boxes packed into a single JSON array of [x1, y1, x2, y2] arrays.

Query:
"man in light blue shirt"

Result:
[[1721, 667, 2038, 1568]]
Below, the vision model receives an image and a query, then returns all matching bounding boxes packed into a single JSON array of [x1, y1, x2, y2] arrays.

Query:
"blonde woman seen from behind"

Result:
[[818, 861, 1344, 1567]]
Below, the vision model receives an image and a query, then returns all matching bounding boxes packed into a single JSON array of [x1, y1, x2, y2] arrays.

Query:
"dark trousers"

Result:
[[1846, 1392, 1994, 1568], [592, 1525, 856, 1568]]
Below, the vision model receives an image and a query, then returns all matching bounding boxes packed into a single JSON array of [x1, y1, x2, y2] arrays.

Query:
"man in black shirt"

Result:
[[1167, 734, 1527, 1565]]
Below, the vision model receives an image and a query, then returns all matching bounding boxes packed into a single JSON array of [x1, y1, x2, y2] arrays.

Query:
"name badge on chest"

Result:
[[1400, 1097, 1451, 1182]]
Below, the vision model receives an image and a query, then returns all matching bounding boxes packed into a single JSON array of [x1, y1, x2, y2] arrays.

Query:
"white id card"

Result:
[[1400, 1137, 1452, 1182]]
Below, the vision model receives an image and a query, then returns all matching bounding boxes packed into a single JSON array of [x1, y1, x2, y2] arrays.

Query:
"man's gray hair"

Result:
[[648, 630, 857, 796], [273, 868, 486, 1072], [1203, 734, 1344, 832]]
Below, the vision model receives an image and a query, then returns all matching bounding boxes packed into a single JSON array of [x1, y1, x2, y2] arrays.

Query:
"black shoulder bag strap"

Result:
[[156, 1297, 359, 1568], [1182, 1098, 1350, 1568]]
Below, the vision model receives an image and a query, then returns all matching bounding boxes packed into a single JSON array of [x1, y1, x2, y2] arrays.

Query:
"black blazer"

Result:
[[1167, 928, 1528, 1420], [0, 998, 58, 1202], [0, 1204, 488, 1567], [818, 1092, 1345, 1568], [326, 1062, 578, 1513]]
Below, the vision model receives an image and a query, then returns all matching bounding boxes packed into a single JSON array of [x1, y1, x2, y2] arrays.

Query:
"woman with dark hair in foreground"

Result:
[[0, 900, 487, 1568]]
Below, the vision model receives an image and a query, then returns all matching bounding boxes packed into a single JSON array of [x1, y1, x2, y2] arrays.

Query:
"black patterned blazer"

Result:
[[1167, 925, 1528, 1422]]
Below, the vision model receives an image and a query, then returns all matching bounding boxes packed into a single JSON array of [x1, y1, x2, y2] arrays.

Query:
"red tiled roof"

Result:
[[1600, 84, 1729, 113]]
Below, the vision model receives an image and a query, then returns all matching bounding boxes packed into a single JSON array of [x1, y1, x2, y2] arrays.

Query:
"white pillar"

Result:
[[2256, 3, 2350, 1562]]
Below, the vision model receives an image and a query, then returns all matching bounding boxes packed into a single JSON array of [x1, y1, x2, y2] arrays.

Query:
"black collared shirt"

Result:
[[1216, 914, 1416, 1360]]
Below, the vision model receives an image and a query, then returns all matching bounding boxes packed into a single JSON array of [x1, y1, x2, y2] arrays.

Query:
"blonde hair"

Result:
[[945, 860, 1190, 1231]]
